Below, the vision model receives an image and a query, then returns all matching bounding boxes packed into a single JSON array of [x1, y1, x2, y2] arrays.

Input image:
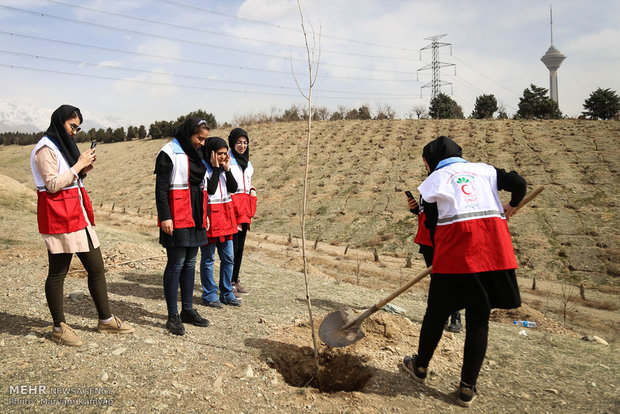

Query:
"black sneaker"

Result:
[[402, 355, 427, 383], [180, 308, 210, 327], [458, 381, 477, 407], [166, 314, 185, 336], [221, 297, 241, 307], [447, 312, 463, 333]]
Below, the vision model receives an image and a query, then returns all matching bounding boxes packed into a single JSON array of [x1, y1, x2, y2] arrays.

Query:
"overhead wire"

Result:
[[0, 5, 417, 75], [0, 2, 522, 110], [0, 31, 415, 83], [39, 0, 420, 62], [0, 64, 418, 101], [0, 49, 417, 97], [153, 0, 418, 52], [452, 55, 521, 98]]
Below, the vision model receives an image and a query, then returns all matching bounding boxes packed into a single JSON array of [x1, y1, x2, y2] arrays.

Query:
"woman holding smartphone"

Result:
[[31, 105, 134, 347]]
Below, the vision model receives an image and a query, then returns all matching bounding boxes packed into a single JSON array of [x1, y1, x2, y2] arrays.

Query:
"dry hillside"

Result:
[[2, 119, 619, 289], [0, 174, 618, 413], [0, 119, 619, 412]]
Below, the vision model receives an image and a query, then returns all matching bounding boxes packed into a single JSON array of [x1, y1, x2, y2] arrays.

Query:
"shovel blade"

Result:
[[318, 309, 365, 348]]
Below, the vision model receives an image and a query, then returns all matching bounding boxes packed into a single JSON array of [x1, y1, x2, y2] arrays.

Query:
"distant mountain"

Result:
[[0, 99, 50, 132], [0, 122, 41, 133], [0, 99, 132, 133]]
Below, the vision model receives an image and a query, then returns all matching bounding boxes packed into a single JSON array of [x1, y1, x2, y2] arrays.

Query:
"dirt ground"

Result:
[[0, 173, 618, 413]]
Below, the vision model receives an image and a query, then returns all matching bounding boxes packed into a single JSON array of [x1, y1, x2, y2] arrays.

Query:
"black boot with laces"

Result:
[[166, 314, 186, 336], [180, 308, 210, 327]]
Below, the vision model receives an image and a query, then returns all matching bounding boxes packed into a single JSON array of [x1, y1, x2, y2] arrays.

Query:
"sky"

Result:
[[0, 0, 618, 130]]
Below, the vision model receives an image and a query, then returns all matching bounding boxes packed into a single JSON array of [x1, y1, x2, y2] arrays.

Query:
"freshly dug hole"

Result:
[[256, 339, 372, 392], [274, 347, 372, 392]]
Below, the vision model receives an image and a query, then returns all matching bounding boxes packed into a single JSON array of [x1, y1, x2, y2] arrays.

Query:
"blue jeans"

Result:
[[163, 247, 198, 317], [200, 240, 235, 303]]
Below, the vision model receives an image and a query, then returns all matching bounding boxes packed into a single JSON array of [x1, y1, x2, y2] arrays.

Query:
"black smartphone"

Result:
[[90, 140, 97, 150], [404, 190, 413, 199]]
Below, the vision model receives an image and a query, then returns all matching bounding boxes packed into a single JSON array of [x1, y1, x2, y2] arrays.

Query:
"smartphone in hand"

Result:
[[404, 190, 413, 199], [90, 140, 97, 150]]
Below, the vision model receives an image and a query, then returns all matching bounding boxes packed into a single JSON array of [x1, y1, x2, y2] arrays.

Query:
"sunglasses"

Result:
[[69, 123, 82, 133]]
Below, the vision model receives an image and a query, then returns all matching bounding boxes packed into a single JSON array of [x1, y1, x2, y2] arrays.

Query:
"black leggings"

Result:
[[416, 273, 490, 386], [231, 223, 248, 284], [45, 233, 111, 326]]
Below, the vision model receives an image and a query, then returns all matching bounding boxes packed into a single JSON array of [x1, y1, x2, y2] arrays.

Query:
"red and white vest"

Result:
[[229, 152, 256, 224], [205, 164, 237, 238], [414, 199, 432, 247], [418, 162, 517, 274], [158, 139, 208, 229], [30, 136, 95, 235]]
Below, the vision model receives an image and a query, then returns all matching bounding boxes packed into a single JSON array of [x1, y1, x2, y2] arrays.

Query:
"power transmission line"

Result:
[[153, 0, 418, 52], [0, 49, 417, 97], [451, 55, 521, 98], [0, 31, 415, 83], [39, 0, 419, 62], [0, 5, 416, 75], [0, 64, 418, 101]]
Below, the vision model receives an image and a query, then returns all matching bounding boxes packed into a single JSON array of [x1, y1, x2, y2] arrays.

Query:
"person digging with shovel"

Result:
[[402, 136, 526, 407]]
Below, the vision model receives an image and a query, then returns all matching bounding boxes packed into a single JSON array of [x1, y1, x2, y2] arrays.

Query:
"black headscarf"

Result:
[[45, 104, 84, 177], [203, 137, 228, 167], [422, 136, 463, 172], [228, 127, 249, 171], [174, 118, 207, 184]]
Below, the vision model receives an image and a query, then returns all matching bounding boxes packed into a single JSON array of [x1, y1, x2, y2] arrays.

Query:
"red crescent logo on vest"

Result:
[[461, 184, 472, 195]]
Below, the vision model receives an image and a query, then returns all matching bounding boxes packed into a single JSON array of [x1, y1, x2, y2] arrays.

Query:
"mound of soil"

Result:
[[490, 304, 576, 336]]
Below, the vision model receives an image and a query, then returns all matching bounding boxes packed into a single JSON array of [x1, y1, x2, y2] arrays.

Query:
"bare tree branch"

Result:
[[290, 46, 308, 99]]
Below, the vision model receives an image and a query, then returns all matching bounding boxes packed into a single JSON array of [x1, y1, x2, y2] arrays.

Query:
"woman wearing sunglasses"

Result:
[[31, 104, 134, 346]]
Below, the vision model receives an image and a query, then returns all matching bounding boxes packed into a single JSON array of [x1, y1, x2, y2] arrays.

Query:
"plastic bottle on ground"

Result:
[[513, 320, 537, 328]]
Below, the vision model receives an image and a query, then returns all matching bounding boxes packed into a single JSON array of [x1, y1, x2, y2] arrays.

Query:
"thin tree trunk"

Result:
[[296, 0, 322, 391]]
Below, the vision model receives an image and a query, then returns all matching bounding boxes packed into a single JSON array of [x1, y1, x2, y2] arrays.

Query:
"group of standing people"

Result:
[[31, 107, 256, 342], [154, 119, 256, 336], [31, 105, 525, 408]]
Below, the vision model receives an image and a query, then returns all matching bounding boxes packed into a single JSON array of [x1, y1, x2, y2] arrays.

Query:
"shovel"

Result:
[[319, 186, 545, 348], [319, 266, 433, 348]]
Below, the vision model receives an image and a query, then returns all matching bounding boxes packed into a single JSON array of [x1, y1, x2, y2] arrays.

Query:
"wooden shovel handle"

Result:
[[374, 266, 433, 310], [513, 186, 544, 214], [343, 266, 433, 330]]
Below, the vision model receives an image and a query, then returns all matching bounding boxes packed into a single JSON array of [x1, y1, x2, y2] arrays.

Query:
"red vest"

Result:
[[418, 162, 517, 274], [414, 209, 432, 247], [229, 152, 256, 224], [158, 139, 208, 229], [30, 136, 95, 235], [205, 164, 237, 238]]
